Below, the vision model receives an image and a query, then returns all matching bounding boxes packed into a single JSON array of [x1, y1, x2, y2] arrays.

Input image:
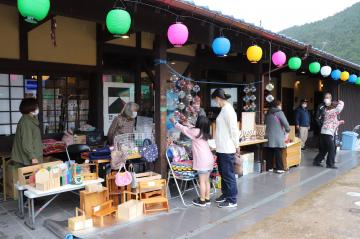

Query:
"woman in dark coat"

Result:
[[265, 100, 291, 174]]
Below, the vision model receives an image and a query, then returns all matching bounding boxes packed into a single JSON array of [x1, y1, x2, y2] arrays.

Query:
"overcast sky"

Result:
[[186, 0, 360, 32]]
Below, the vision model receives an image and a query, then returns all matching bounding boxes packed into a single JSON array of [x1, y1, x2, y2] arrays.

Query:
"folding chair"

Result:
[[166, 147, 199, 206]]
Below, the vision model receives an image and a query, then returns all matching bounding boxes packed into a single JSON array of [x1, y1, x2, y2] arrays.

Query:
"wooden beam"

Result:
[[154, 33, 168, 178], [135, 32, 142, 104]]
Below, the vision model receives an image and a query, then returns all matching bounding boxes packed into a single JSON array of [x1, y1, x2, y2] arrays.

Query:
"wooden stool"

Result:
[[92, 200, 117, 227]]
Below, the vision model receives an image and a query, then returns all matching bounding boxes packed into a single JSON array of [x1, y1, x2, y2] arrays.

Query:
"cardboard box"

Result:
[[117, 200, 143, 221], [240, 152, 254, 176]]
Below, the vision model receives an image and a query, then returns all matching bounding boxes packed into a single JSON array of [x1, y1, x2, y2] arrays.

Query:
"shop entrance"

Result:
[[282, 87, 295, 125]]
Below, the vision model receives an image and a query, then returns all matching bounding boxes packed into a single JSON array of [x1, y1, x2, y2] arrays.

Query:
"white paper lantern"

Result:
[[320, 66, 332, 77]]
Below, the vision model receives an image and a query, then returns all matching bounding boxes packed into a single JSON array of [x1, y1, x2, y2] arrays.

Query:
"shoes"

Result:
[[217, 200, 238, 208], [205, 199, 211, 205], [215, 195, 226, 203], [193, 198, 207, 207], [326, 165, 338, 169], [268, 169, 274, 172], [313, 162, 323, 167], [275, 170, 285, 174]]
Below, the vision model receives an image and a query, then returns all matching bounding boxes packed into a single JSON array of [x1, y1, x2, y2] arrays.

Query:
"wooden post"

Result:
[[135, 32, 142, 105], [255, 63, 263, 124], [154, 34, 168, 178], [18, 15, 28, 61]]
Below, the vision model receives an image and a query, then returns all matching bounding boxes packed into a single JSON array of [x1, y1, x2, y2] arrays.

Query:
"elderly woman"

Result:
[[265, 100, 290, 174], [11, 98, 43, 166], [107, 102, 139, 145]]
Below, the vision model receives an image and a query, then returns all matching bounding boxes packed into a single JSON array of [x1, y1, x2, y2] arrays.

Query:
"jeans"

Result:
[[266, 148, 284, 171], [313, 134, 336, 167], [217, 153, 238, 204]]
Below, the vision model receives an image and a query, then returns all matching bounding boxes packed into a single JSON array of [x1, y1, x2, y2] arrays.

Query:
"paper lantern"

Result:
[[309, 62, 321, 74], [106, 9, 131, 36], [272, 51, 286, 67], [320, 66, 332, 77], [18, 0, 50, 24], [331, 69, 341, 80], [340, 71, 349, 81], [288, 57, 302, 70], [348, 74, 357, 84], [356, 77, 360, 85], [246, 45, 263, 63], [212, 37, 231, 57], [167, 22, 189, 47]]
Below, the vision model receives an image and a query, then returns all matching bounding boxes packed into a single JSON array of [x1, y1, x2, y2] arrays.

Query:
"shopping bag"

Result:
[[115, 164, 132, 187]]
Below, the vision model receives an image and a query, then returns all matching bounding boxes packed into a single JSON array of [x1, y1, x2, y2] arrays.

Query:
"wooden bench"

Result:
[[92, 200, 117, 227]]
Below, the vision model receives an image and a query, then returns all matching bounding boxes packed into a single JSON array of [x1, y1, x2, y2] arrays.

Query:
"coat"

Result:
[[107, 115, 135, 145], [295, 106, 310, 127], [265, 107, 291, 148], [11, 114, 43, 166]]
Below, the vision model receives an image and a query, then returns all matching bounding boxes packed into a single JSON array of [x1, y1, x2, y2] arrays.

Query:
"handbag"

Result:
[[111, 144, 129, 170], [141, 139, 158, 163], [129, 164, 137, 189], [115, 163, 133, 187]]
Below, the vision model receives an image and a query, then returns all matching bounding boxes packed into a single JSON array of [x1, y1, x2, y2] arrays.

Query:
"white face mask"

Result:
[[277, 106, 282, 110], [212, 100, 220, 108], [324, 98, 331, 106], [302, 103, 307, 108], [131, 112, 137, 118], [32, 109, 39, 116]]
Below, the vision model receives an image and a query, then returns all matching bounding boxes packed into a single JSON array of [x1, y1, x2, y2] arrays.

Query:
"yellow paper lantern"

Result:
[[340, 71, 349, 81], [246, 45, 263, 63]]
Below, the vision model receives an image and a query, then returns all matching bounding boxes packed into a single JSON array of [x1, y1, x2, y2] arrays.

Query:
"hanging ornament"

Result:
[[186, 81, 194, 91], [309, 62, 321, 74], [178, 102, 186, 110], [250, 102, 257, 111], [18, 0, 50, 24], [193, 96, 201, 103], [272, 51, 287, 67], [265, 83, 274, 91], [170, 75, 179, 83], [348, 74, 357, 84], [178, 91, 186, 99], [243, 105, 250, 111], [193, 102, 201, 112], [288, 57, 302, 71], [250, 95, 257, 101], [250, 85, 257, 93], [106, 9, 132, 37], [212, 36, 231, 57], [356, 76, 360, 85], [243, 95, 250, 102], [167, 22, 189, 47], [243, 86, 250, 94], [192, 85, 201, 93], [320, 66, 332, 77], [340, 71, 349, 81], [246, 45, 263, 63], [266, 95, 274, 102], [186, 94, 193, 102], [331, 69, 341, 81]]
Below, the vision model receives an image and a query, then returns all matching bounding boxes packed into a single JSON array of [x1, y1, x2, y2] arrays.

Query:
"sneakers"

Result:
[[205, 199, 211, 205], [326, 165, 338, 169], [192, 198, 207, 207], [217, 200, 238, 208], [215, 195, 226, 203], [275, 170, 285, 174]]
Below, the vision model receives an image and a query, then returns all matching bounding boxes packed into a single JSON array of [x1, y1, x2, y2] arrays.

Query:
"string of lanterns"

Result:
[[17, 0, 359, 85]]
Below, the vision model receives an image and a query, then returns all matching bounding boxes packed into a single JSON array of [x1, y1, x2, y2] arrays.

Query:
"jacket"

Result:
[[315, 103, 326, 127], [321, 101, 344, 136], [107, 115, 135, 145], [11, 115, 43, 166], [295, 106, 310, 127], [265, 107, 291, 148]]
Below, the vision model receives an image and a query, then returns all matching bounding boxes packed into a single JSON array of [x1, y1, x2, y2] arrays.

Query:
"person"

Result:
[[211, 88, 239, 208], [11, 98, 43, 166], [295, 99, 311, 150], [171, 116, 214, 207], [313, 100, 344, 169], [265, 100, 291, 174], [107, 102, 139, 145]]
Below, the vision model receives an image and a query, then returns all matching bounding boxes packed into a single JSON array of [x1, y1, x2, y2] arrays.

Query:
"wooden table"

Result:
[[239, 139, 268, 147], [0, 152, 11, 201]]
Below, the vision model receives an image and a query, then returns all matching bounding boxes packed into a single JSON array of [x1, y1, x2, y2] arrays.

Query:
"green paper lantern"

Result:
[[309, 62, 321, 74], [18, 0, 50, 24], [356, 77, 360, 85], [106, 9, 131, 36], [288, 57, 302, 71]]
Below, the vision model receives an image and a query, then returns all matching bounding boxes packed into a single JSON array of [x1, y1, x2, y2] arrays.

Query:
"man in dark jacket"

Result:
[[295, 99, 311, 150]]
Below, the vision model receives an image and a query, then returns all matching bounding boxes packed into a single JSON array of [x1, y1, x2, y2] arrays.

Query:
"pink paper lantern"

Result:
[[272, 50, 286, 67], [167, 22, 188, 47]]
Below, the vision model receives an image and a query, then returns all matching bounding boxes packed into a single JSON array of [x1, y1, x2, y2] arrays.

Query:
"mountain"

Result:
[[280, 2, 360, 65]]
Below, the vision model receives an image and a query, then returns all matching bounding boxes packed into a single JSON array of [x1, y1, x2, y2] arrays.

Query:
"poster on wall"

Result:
[[103, 82, 135, 135]]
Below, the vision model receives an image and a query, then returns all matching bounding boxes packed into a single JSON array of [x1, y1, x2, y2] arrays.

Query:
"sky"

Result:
[[185, 0, 360, 32]]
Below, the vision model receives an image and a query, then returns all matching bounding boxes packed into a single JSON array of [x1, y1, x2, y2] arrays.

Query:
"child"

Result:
[[171, 116, 215, 207]]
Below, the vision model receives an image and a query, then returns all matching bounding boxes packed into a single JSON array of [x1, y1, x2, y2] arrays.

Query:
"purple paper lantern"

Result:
[[272, 51, 286, 67], [167, 22, 189, 47]]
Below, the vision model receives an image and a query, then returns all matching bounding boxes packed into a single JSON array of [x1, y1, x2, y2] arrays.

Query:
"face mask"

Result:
[[302, 104, 307, 108], [277, 106, 282, 110], [212, 100, 220, 108], [324, 98, 331, 106], [32, 109, 39, 116], [131, 112, 137, 118]]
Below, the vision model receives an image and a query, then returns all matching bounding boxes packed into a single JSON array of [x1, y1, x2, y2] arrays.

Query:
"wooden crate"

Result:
[[135, 172, 161, 184], [17, 160, 62, 186], [282, 137, 302, 170], [5, 161, 19, 199], [80, 187, 109, 217], [117, 200, 143, 221]]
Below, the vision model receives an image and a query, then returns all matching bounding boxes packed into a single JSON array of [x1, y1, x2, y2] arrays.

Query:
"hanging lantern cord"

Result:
[[113, 0, 126, 9], [268, 41, 272, 83]]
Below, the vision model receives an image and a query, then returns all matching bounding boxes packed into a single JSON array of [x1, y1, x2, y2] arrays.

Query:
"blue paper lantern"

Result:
[[212, 37, 231, 57], [349, 74, 358, 84], [331, 69, 341, 81]]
